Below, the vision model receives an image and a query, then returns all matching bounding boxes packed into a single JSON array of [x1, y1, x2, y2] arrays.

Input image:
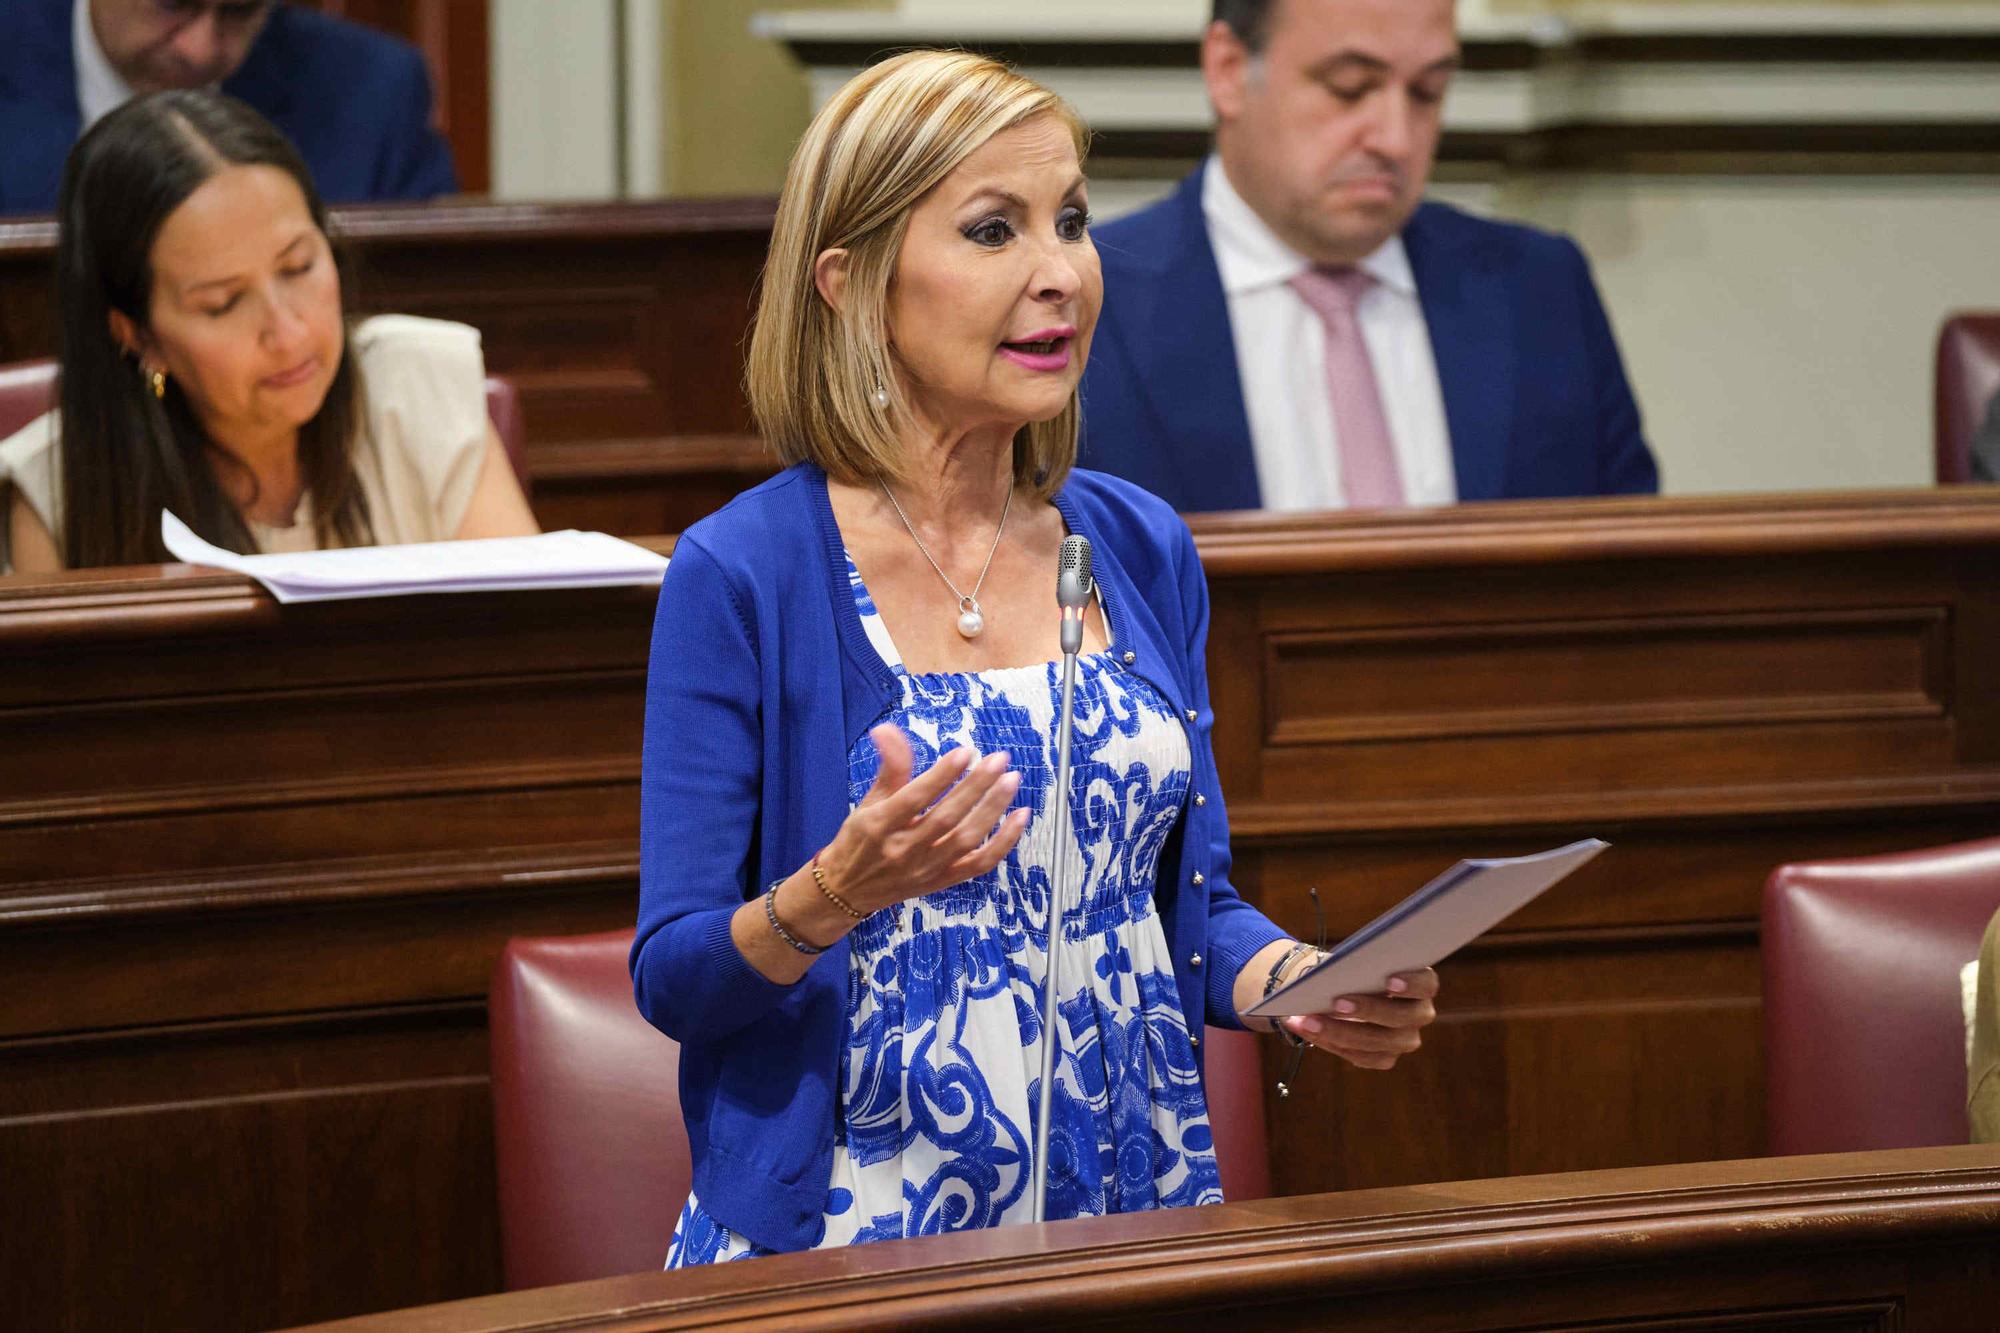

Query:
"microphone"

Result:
[[1032, 533, 1092, 1223], [1057, 534, 1094, 656]]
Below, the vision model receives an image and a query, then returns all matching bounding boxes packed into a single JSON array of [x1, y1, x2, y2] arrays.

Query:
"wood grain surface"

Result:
[[7, 489, 2000, 1327], [292, 1145, 2000, 1332]]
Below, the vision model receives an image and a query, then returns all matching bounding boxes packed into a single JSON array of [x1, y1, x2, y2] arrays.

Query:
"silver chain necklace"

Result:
[[879, 478, 1013, 639]]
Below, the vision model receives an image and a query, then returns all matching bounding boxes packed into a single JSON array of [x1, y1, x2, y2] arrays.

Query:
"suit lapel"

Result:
[[1407, 205, 1514, 502], [1116, 165, 1262, 511]]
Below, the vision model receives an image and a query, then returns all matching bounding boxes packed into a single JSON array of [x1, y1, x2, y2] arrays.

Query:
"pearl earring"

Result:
[[872, 377, 889, 409]]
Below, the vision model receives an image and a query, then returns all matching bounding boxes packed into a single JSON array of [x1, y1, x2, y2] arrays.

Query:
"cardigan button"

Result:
[[1185, 708, 1198, 723], [1191, 872, 1205, 886], [1122, 651, 1136, 665], [1190, 953, 1203, 968], [1193, 793, 1207, 807], [1189, 1033, 1201, 1048]]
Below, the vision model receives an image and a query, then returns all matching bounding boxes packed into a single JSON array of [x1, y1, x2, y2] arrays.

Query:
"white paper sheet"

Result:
[[161, 511, 668, 604], [1243, 838, 1609, 1019]]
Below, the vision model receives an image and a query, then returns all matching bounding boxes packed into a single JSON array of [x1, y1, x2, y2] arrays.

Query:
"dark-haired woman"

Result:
[[2, 90, 535, 575]]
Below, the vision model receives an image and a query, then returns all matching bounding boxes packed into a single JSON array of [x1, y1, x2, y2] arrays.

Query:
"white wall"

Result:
[[490, 0, 618, 199], [1504, 174, 2000, 494]]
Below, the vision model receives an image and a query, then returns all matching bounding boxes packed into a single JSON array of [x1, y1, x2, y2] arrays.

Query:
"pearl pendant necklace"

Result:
[[956, 596, 985, 639], [880, 479, 1013, 641]]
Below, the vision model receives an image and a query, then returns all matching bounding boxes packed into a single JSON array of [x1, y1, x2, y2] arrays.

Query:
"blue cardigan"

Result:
[[631, 463, 1288, 1254]]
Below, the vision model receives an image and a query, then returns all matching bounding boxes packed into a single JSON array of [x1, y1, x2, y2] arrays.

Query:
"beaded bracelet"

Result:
[[810, 849, 865, 920], [763, 882, 825, 955], [1262, 942, 1317, 1045], [1263, 941, 1315, 1003]]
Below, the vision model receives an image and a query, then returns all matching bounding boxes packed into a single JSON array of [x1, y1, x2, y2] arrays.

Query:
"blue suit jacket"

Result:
[[0, 0, 457, 216], [1078, 164, 1658, 511]]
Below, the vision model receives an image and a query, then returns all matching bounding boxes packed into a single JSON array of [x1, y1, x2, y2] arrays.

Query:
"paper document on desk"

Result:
[[162, 511, 669, 604], [1244, 838, 1608, 1019]]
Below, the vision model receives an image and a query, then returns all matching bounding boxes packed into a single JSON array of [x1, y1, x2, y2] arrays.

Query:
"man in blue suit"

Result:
[[1, 0, 457, 216], [1080, 0, 1657, 512]]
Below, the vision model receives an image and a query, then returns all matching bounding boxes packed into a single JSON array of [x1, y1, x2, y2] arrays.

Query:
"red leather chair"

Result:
[[489, 931, 688, 1289], [488, 928, 1273, 1290], [481, 373, 531, 497], [0, 358, 56, 441], [1936, 312, 2000, 483], [0, 356, 529, 492], [1762, 838, 2000, 1155], [1203, 1015, 1273, 1204]]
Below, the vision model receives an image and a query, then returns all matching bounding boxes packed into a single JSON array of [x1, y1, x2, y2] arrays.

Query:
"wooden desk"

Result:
[[1197, 489, 2000, 1194], [0, 200, 782, 536], [296, 1147, 2000, 1331], [6, 489, 2000, 1329]]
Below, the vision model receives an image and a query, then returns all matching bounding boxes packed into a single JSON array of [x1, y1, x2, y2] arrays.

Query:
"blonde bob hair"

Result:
[[747, 50, 1088, 500]]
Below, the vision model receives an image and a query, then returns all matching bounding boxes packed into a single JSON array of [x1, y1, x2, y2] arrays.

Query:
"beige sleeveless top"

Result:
[[0, 314, 490, 567]]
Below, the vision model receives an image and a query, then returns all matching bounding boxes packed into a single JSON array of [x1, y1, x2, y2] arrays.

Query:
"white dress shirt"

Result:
[[1202, 156, 1456, 511], [73, 0, 137, 131]]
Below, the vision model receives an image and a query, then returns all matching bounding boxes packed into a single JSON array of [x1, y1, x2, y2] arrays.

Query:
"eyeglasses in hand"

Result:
[[1276, 885, 1328, 1102]]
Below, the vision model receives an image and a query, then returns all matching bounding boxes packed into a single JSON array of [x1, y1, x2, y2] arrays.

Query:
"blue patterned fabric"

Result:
[[664, 557, 1219, 1265]]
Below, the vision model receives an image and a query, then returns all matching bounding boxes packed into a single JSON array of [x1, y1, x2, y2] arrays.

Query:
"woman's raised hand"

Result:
[[817, 723, 1031, 914]]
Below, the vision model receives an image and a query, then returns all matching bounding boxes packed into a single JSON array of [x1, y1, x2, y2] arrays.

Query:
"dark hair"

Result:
[[1213, 0, 1275, 53], [52, 89, 369, 568]]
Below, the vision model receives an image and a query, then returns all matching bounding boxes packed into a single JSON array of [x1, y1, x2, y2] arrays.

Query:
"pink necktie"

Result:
[[1288, 266, 1404, 508]]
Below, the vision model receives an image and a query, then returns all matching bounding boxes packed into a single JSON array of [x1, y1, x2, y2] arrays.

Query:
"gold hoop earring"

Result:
[[149, 367, 166, 399]]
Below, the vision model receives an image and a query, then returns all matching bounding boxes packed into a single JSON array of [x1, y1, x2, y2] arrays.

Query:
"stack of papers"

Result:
[[162, 511, 668, 604]]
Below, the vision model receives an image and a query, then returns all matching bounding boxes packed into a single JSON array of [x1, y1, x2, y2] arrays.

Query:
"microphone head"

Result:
[[1057, 534, 1094, 609]]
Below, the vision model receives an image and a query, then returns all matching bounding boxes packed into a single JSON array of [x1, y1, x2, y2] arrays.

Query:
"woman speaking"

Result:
[[631, 50, 1439, 1264]]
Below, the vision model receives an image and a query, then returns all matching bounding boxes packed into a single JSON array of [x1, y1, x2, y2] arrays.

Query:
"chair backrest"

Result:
[[1763, 838, 2000, 1154], [488, 928, 1272, 1289], [482, 374, 531, 496], [1205, 1022, 1272, 1203], [0, 358, 56, 441], [489, 931, 688, 1290], [1936, 312, 2000, 483]]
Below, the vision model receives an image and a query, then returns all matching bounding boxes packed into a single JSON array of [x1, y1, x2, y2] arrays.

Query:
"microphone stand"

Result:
[[1031, 538, 1092, 1223]]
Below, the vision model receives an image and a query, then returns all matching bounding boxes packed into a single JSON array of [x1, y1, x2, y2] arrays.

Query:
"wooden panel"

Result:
[[1264, 608, 1947, 746], [337, 202, 773, 477], [9, 491, 2000, 1328], [527, 437, 780, 538], [0, 563, 651, 1329], [0, 577, 651, 889], [0, 1003, 499, 1332], [0, 858, 634, 1039], [0, 201, 781, 536], [294, 1147, 2000, 1332], [1252, 591, 1959, 805], [1185, 494, 2000, 1199]]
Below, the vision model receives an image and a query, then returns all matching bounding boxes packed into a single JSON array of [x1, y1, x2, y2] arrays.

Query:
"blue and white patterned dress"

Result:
[[664, 556, 1219, 1264]]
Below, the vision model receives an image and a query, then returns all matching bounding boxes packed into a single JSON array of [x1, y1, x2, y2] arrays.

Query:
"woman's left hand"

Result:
[[1278, 968, 1440, 1071]]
